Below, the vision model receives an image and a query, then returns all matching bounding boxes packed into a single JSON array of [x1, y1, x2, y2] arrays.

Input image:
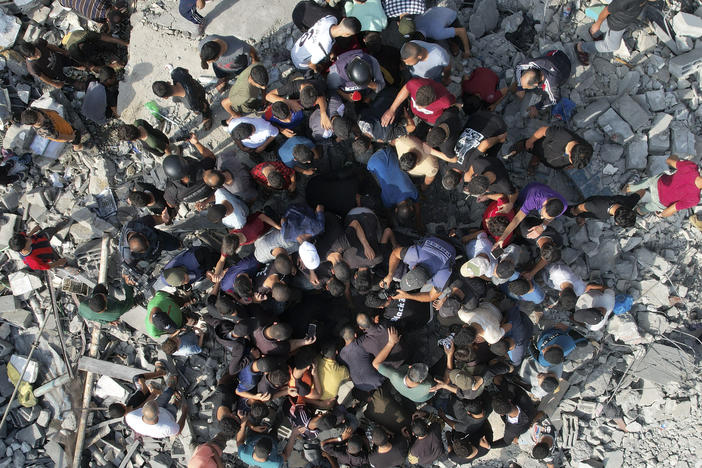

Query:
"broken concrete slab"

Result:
[[639, 279, 670, 307], [647, 113, 672, 153], [78, 357, 152, 382], [573, 98, 610, 129], [612, 94, 651, 132], [630, 343, 694, 385], [0, 11, 21, 49], [15, 424, 45, 448], [597, 108, 634, 144], [626, 134, 648, 169], [8, 272, 43, 300]]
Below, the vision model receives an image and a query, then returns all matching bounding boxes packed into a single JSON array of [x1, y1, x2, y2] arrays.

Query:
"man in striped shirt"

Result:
[[9, 228, 66, 271], [59, 0, 126, 29]]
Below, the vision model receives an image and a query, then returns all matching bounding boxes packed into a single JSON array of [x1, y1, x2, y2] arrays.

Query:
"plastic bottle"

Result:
[[144, 101, 164, 121], [562, 3, 573, 21]]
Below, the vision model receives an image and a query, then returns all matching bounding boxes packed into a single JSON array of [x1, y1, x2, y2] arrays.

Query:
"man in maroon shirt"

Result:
[[625, 155, 702, 218], [381, 77, 456, 126], [9, 227, 66, 270]]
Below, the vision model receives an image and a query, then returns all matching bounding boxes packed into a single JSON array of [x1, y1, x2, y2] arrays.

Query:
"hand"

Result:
[[341, 427, 353, 440], [53, 258, 67, 267], [295, 426, 307, 435], [189, 133, 199, 145], [304, 335, 317, 345], [282, 128, 296, 138], [525, 138, 535, 150], [207, 271, 224, 283], [363, 244, 375, 260], [161, 207, 172, 224], [315, 204, 324, 213], [391, 290, 408, 300], [254, 292, 268, 302], [527, 224, 545, 239], [387, 327, 401, 345], [302, 168, 317, 176], [381, 109, 396, 127], [257, 392, 271, 402], [527, 106, 539, 118], [589, 23, 601, 36], [122, 274, 137, 286], [367, 81, 379, 91], [479, 435, 490, 449], [432, 296, 447, 310], [320, 113, 332, 130], [310, 275, 320, 286], [379, 275, 392, 288], [287, 100, 303, 112], [522, 271, 534, 281], [496, 202, 513, 214], [237, 409, 249, 422], [444, 340, 455, 356], [430, 378, 446, 393], [195, 200, 209, 211], [476, 195, 489, 203]]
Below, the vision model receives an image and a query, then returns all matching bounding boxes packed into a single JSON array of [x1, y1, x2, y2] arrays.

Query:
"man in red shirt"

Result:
[[381, 77, 455, 126], [461, 67, 508, 110], [250, 161, 296, 193], [9, 227, 66, 270], [625, 155, 702, 218]]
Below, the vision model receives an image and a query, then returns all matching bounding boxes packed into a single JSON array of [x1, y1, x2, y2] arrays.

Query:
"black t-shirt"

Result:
[[171, 67, 209, 114], [519, 216, 563, 247], [359, 87, 408, 143], [382, 298, 429, 332], [607, 0, 646, 31], [538, 126, 587, 169], [449, 397, 488, 433], [133, 182, 169, 215], [453, 111, 506, 171], [583, 194, 640, 220], [27, 44, 71, 80], [292, 0, 342, 31], [314, 213, 351, 259], [275, 72, 327, 102], [433, 109, 465, 158], [342, 210, 385, 269], [469, 156, 515, 196], [306, 175, 360, 217], [408, 424, 443, 466], [164, 157, 215, 206], [369, 436, 408, 468], [502, 406, 531, 443]]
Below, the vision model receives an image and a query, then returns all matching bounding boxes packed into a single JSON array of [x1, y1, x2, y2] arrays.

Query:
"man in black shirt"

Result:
[[407, 417, 443, 466], [566, 194, 640, 227], [424, 108, 464, 160], [357, 87, 415, 144], [463, 156, 519, 208], [355, 312, 407, 366], [163, 156, 216, 211], [369, 427, 408, 468], [517, 125, 593, 173], [490, 394, 531, 447], [575, 0, 651, 65], [363, 292, 429, 333], [434, 276, 487, 326], [128, 182, 176, 224], [152, 67, 213, 130]]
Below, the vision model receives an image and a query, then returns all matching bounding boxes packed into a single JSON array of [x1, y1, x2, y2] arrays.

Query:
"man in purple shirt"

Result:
[[493, 183, 566, 251]]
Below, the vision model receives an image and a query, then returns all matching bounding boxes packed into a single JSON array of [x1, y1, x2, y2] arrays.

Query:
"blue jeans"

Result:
[[179, 0, 204, 24], [156, 386, 177, 416]]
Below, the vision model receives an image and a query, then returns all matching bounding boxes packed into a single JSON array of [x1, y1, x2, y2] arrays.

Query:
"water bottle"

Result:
[[144, 101, 163, 121], [562, 3, 573, 22]]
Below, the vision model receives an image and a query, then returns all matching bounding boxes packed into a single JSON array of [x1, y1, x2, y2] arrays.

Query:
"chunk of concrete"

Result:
[[95, 375, 130, 402], [631, 343, 694, 385], [0, 12, 21, 49], [669, 48, 702, 79], [670, 123, 696, 157], [597, 108, 634, 144], [612, 94, 650, 131], [647, 113, 672, 153], [8, 272, 43, 300], [15, 424, 45, 448], [645, 90, 666, 112], [469, 0, 499, 38], [671, 12, 702, 38], [573, 98, 610, 129], [639, 279, 669, 307], [599, 144, 624, 164], [625, 134, 648, 169]]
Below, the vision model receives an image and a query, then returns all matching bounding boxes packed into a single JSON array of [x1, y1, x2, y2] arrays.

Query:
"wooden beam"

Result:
[[77, 357, 151, 382]]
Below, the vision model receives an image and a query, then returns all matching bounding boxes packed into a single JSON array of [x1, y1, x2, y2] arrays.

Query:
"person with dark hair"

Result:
[[446, 428, 492, 464], [316, 341, 350, 400], [163, 146, 216, 212], [338, 325, 384, 392], [218, 254, 262, 302], [407, 414, 443, 466], [249, 161, 296, 194], [434, 275, 486, 326], [236, 424, 302, 468], [277, 136, 319, 175], [393, 135, 454, 189], [19, 39, 82, 89], [58, 0, 124, 27], [492, 182, 568, 253], [161, 326, 204, 357], [489, 395, 531, 448], [235, 357, 284, 401], [21, 107, 84, 150], [264, 101, 305, 137], [515, 49, 572, 117], [413, 6, 471, 57], [321, 430, 369, 467], [266, 70, 329, 123], [207, 188, 249, 229], [462, 154, 517, 209], [534, 325, 587, 368], [369, 426, 408, 467], [462, 67, 509, 110], [291, 16, 361, 71], [145, 291, 186, 339], [254, 322, 316, 356], [381, 77, 456, 127], [203, 149, 257, 202], [518, 358, 562, 400], [481, 199, 516, 245], [227, 115, 279, 154], [567, 193, 640, 227], [506, 276, 545, 305], [440, 395, 489, 436], [221, 63, 269, 122], [63, 29, 128, 70], [327, 49, 385, 101], [78, 279, 135, 324], [128, 181, 175, 224], [381, 236, 455, 303], [356, 312, 409, 362], [152, 67, 212, 130], [517, 411, 558, 468], [199, 34, 257, 90], [124, 377, 188, 439], [118, 214, 181, 274], [574, 287, 615, 332], [345, 0, 387, 32], [9, 228, 66, 271], [400, 40, 451, 83], [159, 246, 220, 290], [118, 120, 170, 156], [541, 262, 594, 307], [514, 216, 563, 281], [366, 147, 422, 228], [292, 0, 343, 32], [108, 361, 167, 420], [515, 124, 593, 172]]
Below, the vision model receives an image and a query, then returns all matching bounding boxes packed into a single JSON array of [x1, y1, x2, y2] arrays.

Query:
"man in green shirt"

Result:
[[372, 327, 435, 403], [117, 120, 171, 156], [78, 278, 135, 324], [145, 291, 184, 338], [221, 64, 269, 123]]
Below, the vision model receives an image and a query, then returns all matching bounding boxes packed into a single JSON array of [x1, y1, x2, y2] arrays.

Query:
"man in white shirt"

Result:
[[541, 262, 589, 310], [228, 117, 279, 153], [457, 301, 506, 344], [400, 40, 451, 83], [207, 188, 249, 229], [125, 394, 187, 439], [574, 287, 615, 332], [291, 16, 361, 71]]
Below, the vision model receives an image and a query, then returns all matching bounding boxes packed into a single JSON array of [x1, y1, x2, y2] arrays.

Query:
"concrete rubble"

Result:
[[0, 0, 696, 467]]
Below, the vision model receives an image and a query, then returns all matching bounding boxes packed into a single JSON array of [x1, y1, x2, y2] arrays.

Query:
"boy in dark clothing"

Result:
[[566, 194, 640, 227], [152, 67, 212, 130], [514, 50, 571, 116]]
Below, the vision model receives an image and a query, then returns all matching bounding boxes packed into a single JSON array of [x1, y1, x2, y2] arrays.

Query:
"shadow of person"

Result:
[[117, 62, 154, 113], [205, 0, 240, 24]]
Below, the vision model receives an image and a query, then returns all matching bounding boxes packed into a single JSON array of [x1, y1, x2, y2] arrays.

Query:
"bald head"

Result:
[[142, 401, 159, 424]]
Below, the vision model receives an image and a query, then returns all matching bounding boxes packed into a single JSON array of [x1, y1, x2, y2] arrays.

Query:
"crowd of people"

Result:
[[7, 0, 701, 467]]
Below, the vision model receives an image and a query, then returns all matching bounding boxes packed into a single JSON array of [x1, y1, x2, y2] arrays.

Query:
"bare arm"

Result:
[[372, 327, 400, 369], [494, 210, 526, 249], [381, 246, 404, 287], [99, 33, 128, 47], [189, 135, 215, 159], [658, 203, 679, 218], [381, 85, 410, 126], [258, 213, 281, 230], [526, 126, 549, 149], [666, 154, 680, 169]]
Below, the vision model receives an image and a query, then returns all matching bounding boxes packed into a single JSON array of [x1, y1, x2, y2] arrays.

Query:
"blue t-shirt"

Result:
[[238, 435, 284, 468], [237, 362, 263, 392], [536, 328, 580, 367], [220, 254, 262, 295], [415, 7, 458, 40], [366, 148, 418, 208], [521, 281, 545, 304], [278, 135, 315, 168], [172, 331, 202, 356], [402, 237, 455, 289]]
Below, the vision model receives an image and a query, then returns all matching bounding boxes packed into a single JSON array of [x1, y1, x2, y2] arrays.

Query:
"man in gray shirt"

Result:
[[199, 35, 258, 90], [400, 40, 451, 83]]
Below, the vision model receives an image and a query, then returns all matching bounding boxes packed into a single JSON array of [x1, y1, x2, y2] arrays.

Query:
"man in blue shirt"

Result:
[[281, 203, 325, 243], [218, 254, 263, 303], [277, 135, 318, 175], [235, 422, 304, 468], [493, 306, 534, 367], [366, 147, 422, 228], [159, 246, 219, 290], [533, 324, 587, 368]]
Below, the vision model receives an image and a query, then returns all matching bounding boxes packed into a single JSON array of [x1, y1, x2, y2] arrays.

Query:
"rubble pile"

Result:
[[0, 0, 699, 467]]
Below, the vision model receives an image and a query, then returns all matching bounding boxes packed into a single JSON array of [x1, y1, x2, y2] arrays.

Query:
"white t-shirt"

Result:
[[125, 408, 179, 438], [214, 188, 249, 229], [575, 288, 615, 331], [227, 117, 279, 148], [291, 15, 338, 69], [457, 301, 504, 344], [543, 263, 586, 296], [518, 359, 563, 400]]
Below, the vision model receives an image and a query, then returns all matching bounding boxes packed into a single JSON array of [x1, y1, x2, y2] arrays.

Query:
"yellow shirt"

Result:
[[316, 356, 350, 400]]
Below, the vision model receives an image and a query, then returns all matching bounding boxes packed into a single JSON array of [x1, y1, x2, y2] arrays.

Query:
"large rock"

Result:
[[597, 108, 634, 144], [573, 98, 610, 129], [648, 113, 672, 153], [0, 11, 21, 49], [612, 94, 650, 131], [625, 134, 648, 169], [469, 0, 499, 38], [670, 123, 696, 156]]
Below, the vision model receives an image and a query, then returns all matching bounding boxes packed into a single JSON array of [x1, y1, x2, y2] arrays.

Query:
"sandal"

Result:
[[574, 43, 589, 66]]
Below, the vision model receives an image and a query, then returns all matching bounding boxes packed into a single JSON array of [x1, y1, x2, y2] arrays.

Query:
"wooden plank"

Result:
[[77, 357, 151, 382], [117, 440, 141, 468]]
